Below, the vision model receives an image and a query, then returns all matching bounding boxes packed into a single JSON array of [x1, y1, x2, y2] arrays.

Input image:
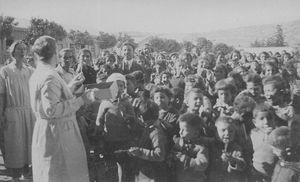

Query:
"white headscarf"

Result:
[[106, 73, 127, 85]]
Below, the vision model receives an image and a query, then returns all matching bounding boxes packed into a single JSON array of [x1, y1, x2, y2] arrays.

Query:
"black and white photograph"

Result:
[[0, 0, 300, 181]]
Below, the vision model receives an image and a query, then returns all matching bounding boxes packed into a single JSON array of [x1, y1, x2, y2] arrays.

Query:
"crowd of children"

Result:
[[71, 43, 300, 182], [1, 41, 300, 182]]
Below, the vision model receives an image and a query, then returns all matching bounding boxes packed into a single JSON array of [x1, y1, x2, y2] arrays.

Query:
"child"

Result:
[[264, 61, 279, 77], [213, 79, 236, 118], [183, 88, 204, 114], [250, 104, 279, 182], [152, 87, 179, 150], [159, 71, 172, 88], [231, 95, 256, 166], [170, 113, 209, 182], [127, 100, 167, 182], [96, 73, 136, 182], [208, 116, 246, 182], [263, 75, 294, 126], [267, 127, 300, 182], [184, 88, 214, 136], [238, 73, 265, 103]]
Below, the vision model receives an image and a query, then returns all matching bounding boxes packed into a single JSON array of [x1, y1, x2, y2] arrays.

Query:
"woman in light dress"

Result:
[[29, 35, 95, 182], [0, 41, 35, 182]]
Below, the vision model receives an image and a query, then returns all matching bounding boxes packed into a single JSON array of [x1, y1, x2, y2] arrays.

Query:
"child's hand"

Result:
[[176, 152, 187, 162], [221, 152, 230, 163], [128, 147, 140, 157]]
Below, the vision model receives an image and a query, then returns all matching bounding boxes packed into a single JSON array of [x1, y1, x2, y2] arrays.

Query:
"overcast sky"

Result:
[[1, 0, 300, 34]]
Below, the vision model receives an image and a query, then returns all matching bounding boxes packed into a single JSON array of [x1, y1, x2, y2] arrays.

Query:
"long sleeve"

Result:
[[187, 145, 209, 172], [136, 128, 166, 162], [40, 75, 84, 119]]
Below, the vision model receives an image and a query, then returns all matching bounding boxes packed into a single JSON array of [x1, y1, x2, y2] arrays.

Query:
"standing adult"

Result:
[[29, 36, 94, 182], [75, 48, 97, 84], [0, 41, 35, 181], [120, 41, 143, 74], [55, 48, 76, 84]]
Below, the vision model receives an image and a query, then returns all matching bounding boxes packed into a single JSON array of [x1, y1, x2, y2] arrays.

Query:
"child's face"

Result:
[[216, 122, 235, 143], [246, 82, 262, 97], [265, 65, 275, 76], [179, 122, 199, 140], [264, 84, 281, 106], [186, 92, 203, 113], [214, 68, 226, 81], [117, 80, 126, 96], [154, 92, 170, 110], [254, 111, 275, 134], [161, 74, 169, 84], [198, 59, 209, 69], [217, 89, 232, 104]]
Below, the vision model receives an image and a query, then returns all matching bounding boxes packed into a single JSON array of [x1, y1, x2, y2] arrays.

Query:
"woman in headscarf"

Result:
[[0, 41, 35, 181]]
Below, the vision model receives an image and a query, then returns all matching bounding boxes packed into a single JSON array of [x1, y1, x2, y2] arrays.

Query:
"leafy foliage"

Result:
[[148, 37, 181, 53], [196, 37, 213, 52], [96, 32, 117, 49], [213, 43, 234, 55], [0, 16, 18, 41], [251, 25, 286, 47], [24, 18, 67, 45], [182, 41, 195, 52], [68, 30, 94, 46]]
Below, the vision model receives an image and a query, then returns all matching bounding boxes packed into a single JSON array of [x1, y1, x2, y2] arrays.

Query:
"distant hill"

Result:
[[14, 17, 300, 48], [134, 20, 300, 48]]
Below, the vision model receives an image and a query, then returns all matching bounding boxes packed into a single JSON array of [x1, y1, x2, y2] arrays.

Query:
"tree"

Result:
[[195, 37, 213, 52], [182, 41, 195, 52], [250, 25, 286, 47], [148, 37, 165, 52], [163, 39, 181, 53], [213, 43, 234, 55], [148, 37, 181, 53], [68, 30, 94, 48], [0, 15, 18, 64], [24, 18, 67, 45], [96, 32, 117, 49]]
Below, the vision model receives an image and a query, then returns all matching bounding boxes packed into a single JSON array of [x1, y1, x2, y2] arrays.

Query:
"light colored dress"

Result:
[[29, 62, 89, 182], [0, 61, 35, 168]]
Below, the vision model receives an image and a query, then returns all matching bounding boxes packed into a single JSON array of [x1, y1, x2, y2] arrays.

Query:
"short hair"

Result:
[[32, 36, 56, 62], [262, 75, 285, 90], [185, 75, 206, 91], [214, 64, 228, 76], [244, 73, 262, 85], [78, 48, 92, 57], [233, 95, 256, 114], [152, 86, 173, 99], [186, 88, 203, 100], [171, 87, 184, 100], [178, 113, 203, 129], [267, 126, 290, 149], [138, 100, 159, 121], [253, 103, 274, 118], [122, 41, 136, 50], [264, 60, 279, 74], [231, 50, 241, 60], [9, 40, 26, 58], [215, 79, 236, 92], [58, 48, 72, 58], [215, 116, 234, 127]]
